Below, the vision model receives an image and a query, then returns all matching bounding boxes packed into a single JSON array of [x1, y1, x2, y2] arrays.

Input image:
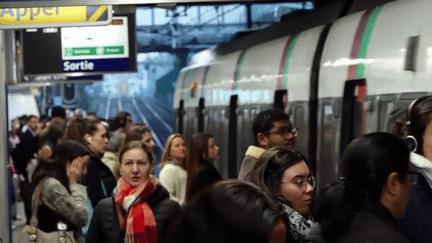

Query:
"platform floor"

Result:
[[12, 201, 26, 243]]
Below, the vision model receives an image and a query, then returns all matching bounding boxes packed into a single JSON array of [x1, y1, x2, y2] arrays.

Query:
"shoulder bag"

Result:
[[17, 179, 76, 243]]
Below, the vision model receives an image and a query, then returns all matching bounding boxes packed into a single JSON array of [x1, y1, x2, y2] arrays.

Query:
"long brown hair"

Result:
[[185, 133, 213, 202], [124, 125, 151, 144], [64, 118, 100, 145], [160, 133, 187, 169]]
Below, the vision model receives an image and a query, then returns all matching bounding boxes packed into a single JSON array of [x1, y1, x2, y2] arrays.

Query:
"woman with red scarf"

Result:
[[85, 141, 180, 243]]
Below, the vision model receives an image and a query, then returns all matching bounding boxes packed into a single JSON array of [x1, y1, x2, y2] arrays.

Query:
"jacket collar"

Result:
[[245, 145, 266, 159], [367, 202, 398, 227], [410, 152, 432, 188], [22, 125, 36, 137]]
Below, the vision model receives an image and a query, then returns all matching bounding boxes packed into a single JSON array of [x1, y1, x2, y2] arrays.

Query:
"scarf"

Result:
[[114, 177, 158, 243], [281, 203, 314, 242]]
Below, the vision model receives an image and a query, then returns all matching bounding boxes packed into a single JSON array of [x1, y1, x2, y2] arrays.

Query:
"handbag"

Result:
[[17, 179, 76, 243]]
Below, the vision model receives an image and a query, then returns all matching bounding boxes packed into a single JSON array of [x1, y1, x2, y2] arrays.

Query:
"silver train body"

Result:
[[173, 0, 432, 189]]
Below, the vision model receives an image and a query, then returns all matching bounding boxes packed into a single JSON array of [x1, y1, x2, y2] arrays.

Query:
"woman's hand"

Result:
[[67, 156, 86, 183]]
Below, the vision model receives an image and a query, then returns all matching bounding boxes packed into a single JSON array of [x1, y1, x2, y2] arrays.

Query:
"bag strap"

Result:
[[114, 199, 125, 230], [29, 180, 45, 227]]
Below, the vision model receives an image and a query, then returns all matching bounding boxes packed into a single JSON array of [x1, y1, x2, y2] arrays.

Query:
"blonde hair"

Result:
[[160, 133, 186, 169]]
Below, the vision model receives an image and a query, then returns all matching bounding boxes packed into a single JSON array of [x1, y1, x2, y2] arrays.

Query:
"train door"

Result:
[[317, 98, 341, 190], [184, 106, 197, 143], [198, 98, 204, 132], [316, 78, 365, 189], [237, 106, 249, 176], [340, 79, 366, 156], [236, 104, 269, 177], [228, 95, 238, 178], [204, 105, 229, 178], [175, 100, 184, 135]]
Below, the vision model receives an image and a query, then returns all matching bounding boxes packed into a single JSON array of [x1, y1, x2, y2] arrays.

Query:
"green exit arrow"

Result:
[[64, 46, 124, 56]]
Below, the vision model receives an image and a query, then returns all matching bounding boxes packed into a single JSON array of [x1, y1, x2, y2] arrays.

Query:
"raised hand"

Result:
[[67, 156, 88, 183]]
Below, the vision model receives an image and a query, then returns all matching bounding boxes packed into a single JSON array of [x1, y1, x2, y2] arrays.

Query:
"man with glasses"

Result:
[[238, 109, 296, 180]]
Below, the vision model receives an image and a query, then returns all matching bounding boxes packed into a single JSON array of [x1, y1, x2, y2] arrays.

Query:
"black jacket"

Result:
[[396, 165, 432, 243], [306, 204, 409, 243], [188, 160, 222, 200], [85, 185, 180, 243], [11, 127, 37, 176], [81, 153, 117, 208]]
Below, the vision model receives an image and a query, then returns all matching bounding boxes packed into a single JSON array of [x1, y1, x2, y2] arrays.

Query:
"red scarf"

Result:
[[115, 177, 158, 243]]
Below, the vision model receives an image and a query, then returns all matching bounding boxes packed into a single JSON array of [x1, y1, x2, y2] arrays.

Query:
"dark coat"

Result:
[[11, 127, 37, 176], [81, 153, 117, 208], [188, 160, 222, 200], [306, 204, 409, 243], [85, 185, 180, 243], [396, 166, 432, 243]]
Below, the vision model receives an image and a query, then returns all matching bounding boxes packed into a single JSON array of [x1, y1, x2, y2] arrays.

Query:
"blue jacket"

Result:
[[396, 164, 432, 243]]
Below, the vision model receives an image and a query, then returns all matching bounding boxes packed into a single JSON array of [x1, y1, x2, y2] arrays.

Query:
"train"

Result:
[[173, 0, 432, 189]]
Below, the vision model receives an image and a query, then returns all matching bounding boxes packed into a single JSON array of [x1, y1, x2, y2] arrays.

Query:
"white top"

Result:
[[159, 162, 187, 205]]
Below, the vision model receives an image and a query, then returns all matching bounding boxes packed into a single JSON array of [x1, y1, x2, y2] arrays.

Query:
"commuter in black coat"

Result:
[[306, 133, 411, 243], [65, 118, 116, 207], [185, 133, 222, 203], [12, 115, 39, 180], [85, 141, 180, 243]]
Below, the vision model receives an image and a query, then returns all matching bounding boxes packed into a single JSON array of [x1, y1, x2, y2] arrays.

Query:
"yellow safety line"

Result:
[[88, 6, 108, 22]]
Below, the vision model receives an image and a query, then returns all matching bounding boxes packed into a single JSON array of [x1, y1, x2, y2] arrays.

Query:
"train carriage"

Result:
[[174, 0, 432, 189]]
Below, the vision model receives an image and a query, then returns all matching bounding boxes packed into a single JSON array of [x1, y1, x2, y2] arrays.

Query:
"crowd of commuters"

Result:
[[9, 100, 432, 243]]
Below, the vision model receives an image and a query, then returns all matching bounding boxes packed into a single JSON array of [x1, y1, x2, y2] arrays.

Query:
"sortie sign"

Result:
[[0, 5, 112, 29]]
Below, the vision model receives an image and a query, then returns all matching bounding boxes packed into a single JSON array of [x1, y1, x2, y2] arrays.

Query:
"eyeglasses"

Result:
[[268, 127, 298, 137], [281, 176, 316, 192]]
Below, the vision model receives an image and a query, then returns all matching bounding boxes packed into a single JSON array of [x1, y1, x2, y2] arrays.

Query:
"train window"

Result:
[[405, 35, 419, 71], [62, 83, 76, 104], [294, 105, 307, 153], [45, 86, 54, 106], [274, 90, 287, 110], [384, 100, 412, 136], [318, 101, 340, 188], [378, 101, 393, 132]]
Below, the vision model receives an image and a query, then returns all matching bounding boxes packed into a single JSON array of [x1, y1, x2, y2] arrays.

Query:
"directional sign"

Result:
[[0, 5, 112, 29], [60, 16, 130, 73]]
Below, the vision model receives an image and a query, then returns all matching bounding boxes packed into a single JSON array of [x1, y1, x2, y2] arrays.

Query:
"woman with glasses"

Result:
[[247, 146, 314, 243], [306, 133, 411, 243]]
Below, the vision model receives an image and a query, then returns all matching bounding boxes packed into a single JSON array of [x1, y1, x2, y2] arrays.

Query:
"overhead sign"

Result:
[[61, 16, 130, 73], [0, 5, 112, 29], [23, 74, 103, 82], [22, 15, 137, 76]]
